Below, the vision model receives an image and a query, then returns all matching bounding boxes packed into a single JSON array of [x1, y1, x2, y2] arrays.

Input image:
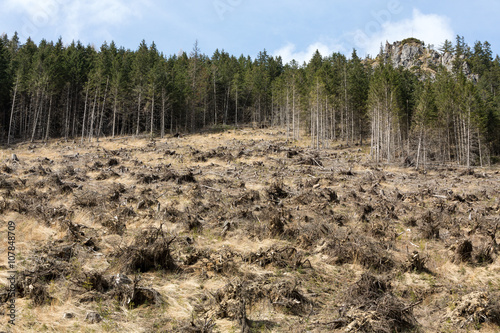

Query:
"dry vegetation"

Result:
[[0, 127, 499, 332]]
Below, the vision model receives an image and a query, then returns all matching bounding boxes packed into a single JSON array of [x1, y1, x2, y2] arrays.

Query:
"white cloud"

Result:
[[351, 9, 454, 57], [62, 0, 138, 42], [273, 41, 345, 65], [5, 0, 146, 42], [272, 9, 454, 64], [4, 0, 60, 18]]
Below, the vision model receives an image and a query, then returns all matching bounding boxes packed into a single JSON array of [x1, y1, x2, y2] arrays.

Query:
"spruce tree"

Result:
[[0, 37, 12, 140]]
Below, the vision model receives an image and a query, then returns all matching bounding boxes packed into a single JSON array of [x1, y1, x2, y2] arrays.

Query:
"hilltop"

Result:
[[381, 38, 479, 81]]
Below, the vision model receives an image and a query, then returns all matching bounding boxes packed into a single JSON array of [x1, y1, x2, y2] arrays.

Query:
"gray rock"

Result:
[[462, 61, 471, 75], [62, 312, 75, 319], [115, 273, 132, 286], [383, 40, 479, 81], [400, 44, 423, 69], [85, 311, 102, 324], [441, 52, 455, 72]]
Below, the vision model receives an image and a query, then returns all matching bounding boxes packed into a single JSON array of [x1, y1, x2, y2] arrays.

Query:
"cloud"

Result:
[[273, 41, 345, 65], [351, 9, 454, 57], [63, 0, 139, 42], [272, 9, 453, 64], [5, 0, 146, 42], [4, 0, 60, 18]]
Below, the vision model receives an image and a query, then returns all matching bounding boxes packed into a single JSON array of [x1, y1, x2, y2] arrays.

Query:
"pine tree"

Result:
[[132, 40, 150, 136], [347, 49, 369, 145], [439, 39, 454, 54], [0, 36, 12, 141], [413, 79, 436, 169], [368, 63, 402, 163]]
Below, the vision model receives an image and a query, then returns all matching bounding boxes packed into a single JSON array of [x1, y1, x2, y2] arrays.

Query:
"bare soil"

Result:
[[1, 128, 499, 332]]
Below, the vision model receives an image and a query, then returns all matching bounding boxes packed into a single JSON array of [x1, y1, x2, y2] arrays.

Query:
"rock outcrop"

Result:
[[382, 39, 478, 81]]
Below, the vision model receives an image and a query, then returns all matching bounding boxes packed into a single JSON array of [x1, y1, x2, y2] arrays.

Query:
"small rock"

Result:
[[221, 221, 231, 236], [85, 311, 102, 324], [115, 273, 132, 286], [11, 154, 19, 162], [137, 200, 146, 210], [62, 312, 75, 319]]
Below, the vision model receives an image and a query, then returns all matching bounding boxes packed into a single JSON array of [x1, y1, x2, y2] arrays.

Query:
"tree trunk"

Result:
[[292, 84, 295, 140], [161, 88, 165, 138], [112, 90, 118, 138], [235, 88, 238, 127], [136, 90, 142, 136], [315, 78, 320, 149], [170, 98, 174, 134], [97, 76, 109, 141], [151, 86, 155, 138], [286, 87, 290, 142], [81, 86, 89, 144], [416, 127, 423, 170], [423, 130, 427, 170], [44, 95, 53, 142], [31, 88, 44, 143], [213, 71, 217, 125], [224, 87, 229, 125], [7, 77, 19, 145], [296, 94, 300, 141], [89, 88, 98, 142], [72, 90, 77, 138], [478, 129, 483, 167], [370, 108, 375, 158], [64, 84, 71, 140], [467, 105, 471, 169]]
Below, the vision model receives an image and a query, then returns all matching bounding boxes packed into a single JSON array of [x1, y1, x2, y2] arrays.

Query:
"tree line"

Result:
[[1, 33, 499, 166]]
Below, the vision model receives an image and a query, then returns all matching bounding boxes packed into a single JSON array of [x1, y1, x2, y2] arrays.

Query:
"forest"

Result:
[[1, 33, 500, 166]]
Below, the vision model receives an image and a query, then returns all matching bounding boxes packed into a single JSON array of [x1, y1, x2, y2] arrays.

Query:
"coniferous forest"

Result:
[[1, 33, 500, 166]]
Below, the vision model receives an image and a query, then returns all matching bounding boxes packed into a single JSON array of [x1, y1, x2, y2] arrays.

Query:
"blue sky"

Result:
[[1, 0, 499, 64]]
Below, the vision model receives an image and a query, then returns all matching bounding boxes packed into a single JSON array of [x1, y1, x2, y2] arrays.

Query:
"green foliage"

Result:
[[0, 37, 12, 136], [413, 79, 436, 129], [401, 38, 424, 46], [439, 39, 454, 54]]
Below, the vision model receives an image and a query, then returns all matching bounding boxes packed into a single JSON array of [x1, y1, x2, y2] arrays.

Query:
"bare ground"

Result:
[[0, 128, 499, 332]]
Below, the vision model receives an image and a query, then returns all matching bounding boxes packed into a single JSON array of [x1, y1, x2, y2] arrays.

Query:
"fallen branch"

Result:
[[202, 184, 222, 192], [312, 158, 323, 167], [402, 299, 423, 311]]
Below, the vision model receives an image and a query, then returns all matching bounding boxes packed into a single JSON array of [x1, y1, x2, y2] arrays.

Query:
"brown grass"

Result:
[[0, 128, 499, 332]]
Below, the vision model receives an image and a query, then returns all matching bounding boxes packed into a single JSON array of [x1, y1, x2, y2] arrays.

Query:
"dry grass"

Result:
[[0, 128, 499, 332]]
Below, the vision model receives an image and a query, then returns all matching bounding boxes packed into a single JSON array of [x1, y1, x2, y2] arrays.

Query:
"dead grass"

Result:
[[0, 128, 499, 332]]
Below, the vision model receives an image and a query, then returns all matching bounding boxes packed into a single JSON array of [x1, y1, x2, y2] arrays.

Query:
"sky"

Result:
[[1, 0, 500, 64]]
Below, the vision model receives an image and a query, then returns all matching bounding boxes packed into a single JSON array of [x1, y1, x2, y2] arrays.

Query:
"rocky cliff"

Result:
[[382, 39, 478, 81]]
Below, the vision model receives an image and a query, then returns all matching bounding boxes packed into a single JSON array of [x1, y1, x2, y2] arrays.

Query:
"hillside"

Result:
[[1, 128, 499, 332]]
